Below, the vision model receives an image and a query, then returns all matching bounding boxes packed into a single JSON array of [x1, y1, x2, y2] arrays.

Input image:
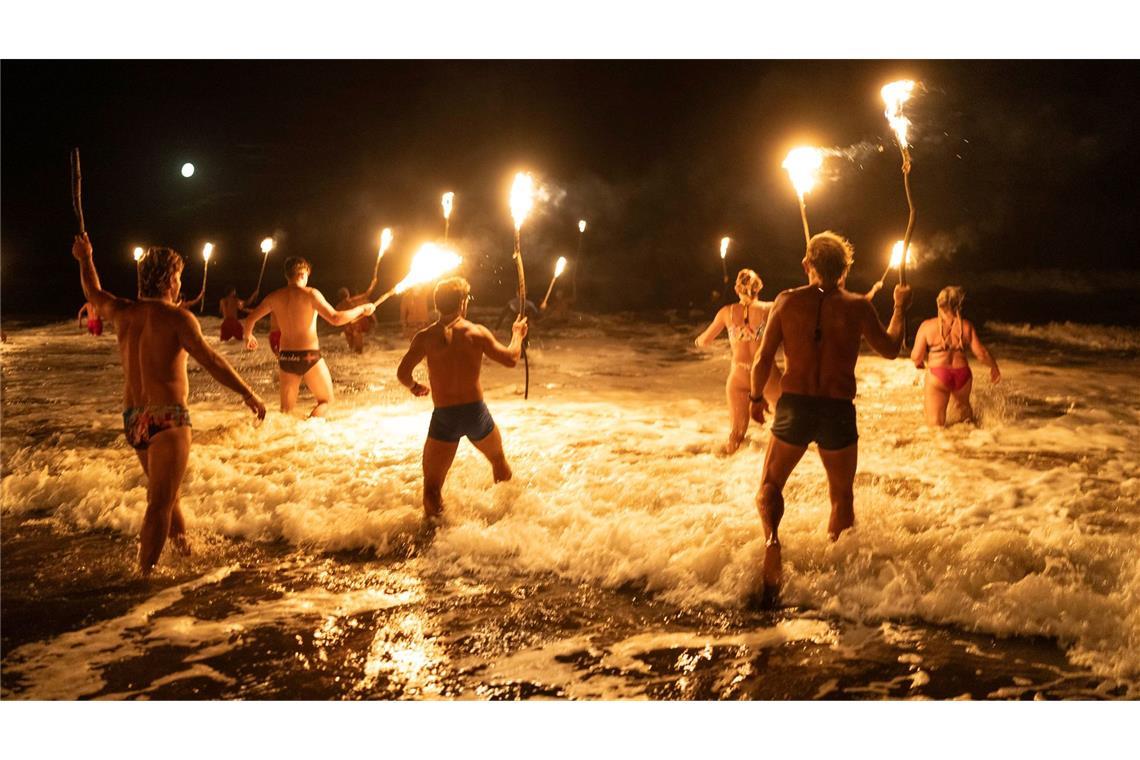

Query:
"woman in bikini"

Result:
[[695, 269, 782, 454], [911, 285, 1001, 426]]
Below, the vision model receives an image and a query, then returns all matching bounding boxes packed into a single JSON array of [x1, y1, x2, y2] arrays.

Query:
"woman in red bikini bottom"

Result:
[[911, 286, 1001, 426]]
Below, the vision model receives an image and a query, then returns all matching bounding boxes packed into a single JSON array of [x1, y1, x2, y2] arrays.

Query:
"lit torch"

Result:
[[719, 236, 731, 285], [133, 246, 145, 264], [198, 242, 214, 313], [442, 192, 455, 242], [371, 242, 461, 308], [372, 227, 393, 286], [254, 236, 275, 296], [878, 239, 914, 285], [782, 147, 824, 246], [510, 171, 537, 399], [882, 79, 917, 287], [573, 219, 587, 301], [541, 256, 568, 311]]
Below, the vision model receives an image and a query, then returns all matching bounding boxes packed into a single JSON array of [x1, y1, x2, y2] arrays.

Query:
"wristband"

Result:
[[749, 394, 764, 403]]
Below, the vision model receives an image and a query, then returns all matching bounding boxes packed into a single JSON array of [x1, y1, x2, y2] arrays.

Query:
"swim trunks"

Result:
[[929, 365, 972, 392], [122, 405, 192, 450], [220, 316, 243, 342], [269, 330, 282, 355], [87, 317, 103, 336], [771, 393, 858, 450], [278, 349, 321, 376], [428, 400, 495, 443]]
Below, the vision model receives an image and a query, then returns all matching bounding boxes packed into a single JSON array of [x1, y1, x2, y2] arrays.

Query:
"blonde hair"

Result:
[[734, 269, 763, 304], [138, 247, 184, 298], [937, 286, 966, 315], [805, 231, 854, 287]]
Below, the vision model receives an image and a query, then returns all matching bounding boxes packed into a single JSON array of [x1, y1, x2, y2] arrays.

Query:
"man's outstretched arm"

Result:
[[396, 333, 430, 396], [480, 317, 527, 368], [72, 234, 130, 321], [176, 311, 266, 419], [861, 285, 911, 359]]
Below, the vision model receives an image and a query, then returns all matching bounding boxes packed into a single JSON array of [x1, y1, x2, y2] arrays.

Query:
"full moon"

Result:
[[181, 162, 195, 178]]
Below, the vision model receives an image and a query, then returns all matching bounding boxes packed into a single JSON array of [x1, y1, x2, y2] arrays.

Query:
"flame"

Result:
[[379, 228, 393, 256], [393, 243, 462, 294], [510, 172, 536, 231], [442, 192, 454, 220], [133, 246, 144, 262], [881, 80, 917, 149], [578, 220, 587, 233], [720, 237, 730, 259], [202, 242, 214, 261], [889, 239, 914, 268], [554, 256, 567, 278], [260, 237, 275, 254], [782, 147, 824, 199]]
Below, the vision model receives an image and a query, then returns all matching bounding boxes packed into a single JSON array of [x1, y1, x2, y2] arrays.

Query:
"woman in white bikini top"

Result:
[[694, 268, 783, 455]]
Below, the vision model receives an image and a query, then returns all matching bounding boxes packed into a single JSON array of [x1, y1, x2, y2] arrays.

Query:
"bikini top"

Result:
[[727, 303, 765, 343]]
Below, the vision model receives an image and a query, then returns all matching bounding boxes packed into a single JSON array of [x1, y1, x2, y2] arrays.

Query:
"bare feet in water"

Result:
[[720, 433, 745, 456], [760, 540, 782, 609], [170, 532, 192, 557]]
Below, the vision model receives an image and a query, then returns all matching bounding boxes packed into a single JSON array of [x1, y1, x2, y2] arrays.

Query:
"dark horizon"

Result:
[[3, 60, 1139, 324]]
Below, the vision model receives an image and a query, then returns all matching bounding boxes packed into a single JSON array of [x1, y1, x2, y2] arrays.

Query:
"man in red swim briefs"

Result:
[[78, 301, 103, 336]]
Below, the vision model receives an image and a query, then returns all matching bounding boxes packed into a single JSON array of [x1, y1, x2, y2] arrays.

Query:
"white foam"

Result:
[[2, 318, 1138, 686]]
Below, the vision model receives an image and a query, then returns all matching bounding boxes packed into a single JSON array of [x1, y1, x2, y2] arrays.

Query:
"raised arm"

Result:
[[396, 332, 431, 396], [179, 293, 204, 310], [176, 311, 266, 419], [749, 296, 785, 424], [861, 284, 912, 359], [910, 320, 930, 368], [71, 234, 130, 322], [967, 321, 1001, 383], [694, 306, 727, 348], [357, 274, 379, 301], [480, 317, 528, 368], [78, 303, 89, 324], [312, 288, 374, 326]]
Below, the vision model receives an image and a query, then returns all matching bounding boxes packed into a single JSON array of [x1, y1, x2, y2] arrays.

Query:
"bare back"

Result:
[[262, 285, 324, 351], [766, 285, 894, 399], [219, 294, 244, 320], [420, 319, 493, 407], [113, 301, 193, 409]]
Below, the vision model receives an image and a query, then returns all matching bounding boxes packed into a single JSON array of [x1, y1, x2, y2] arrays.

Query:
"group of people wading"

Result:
[[72, 228, 998, 606]]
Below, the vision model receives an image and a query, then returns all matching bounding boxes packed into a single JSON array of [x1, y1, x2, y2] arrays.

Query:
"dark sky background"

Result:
[[3, 60, 1139, 323]]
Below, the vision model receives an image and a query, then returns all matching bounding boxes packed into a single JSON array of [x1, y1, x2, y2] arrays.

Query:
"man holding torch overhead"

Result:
[[242, 256, 375, 418], [396, 277, 528, 521], [70, 234, 266, 575], [748, 232, 911, 607]]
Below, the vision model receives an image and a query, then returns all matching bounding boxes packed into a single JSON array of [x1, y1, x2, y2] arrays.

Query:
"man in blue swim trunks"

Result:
[[749, 231, 911, 606], [397, 277, 528, 520], [72, 234, 266, 575]]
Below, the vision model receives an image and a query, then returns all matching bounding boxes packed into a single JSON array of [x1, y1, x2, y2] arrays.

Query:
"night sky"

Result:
[[3, 60, 1139, 323]]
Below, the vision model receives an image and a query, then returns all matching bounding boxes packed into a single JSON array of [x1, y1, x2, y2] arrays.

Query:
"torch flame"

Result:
[[379, 228, 393, 256], [394, 243, 462, 294], [782, 147, 824, 199], [202, 242, 214, 261], [260, 237, 275, 254], [720, 237, 730, 259], [133, 246, 144, 262], [510, 172, 536, 231], [442, 192, 454, 220], [881, 80, 917, 149], [554, 256, 567, 278], [578, 220, 587, 233], [889, 239, 913, 269]]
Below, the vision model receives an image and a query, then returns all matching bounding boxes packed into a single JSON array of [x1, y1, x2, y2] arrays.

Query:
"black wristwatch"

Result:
[[749, 394, 764, 403]]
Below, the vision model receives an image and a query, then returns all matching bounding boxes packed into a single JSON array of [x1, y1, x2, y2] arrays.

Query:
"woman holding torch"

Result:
[[910, 286, 1001, 427], [694, 269, 783, 455]]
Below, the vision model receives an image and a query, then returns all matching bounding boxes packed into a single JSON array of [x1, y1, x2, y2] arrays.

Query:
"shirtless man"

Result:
[[71, 235, 266, 575], [400, 284, 432, 339], [749, 231, 911, 606], [218, 286, 254, 342], [78, 301, 103, 336], [336, 281, 377, 354], [242, 256, 375, 417], [396, 277, 528, 520]]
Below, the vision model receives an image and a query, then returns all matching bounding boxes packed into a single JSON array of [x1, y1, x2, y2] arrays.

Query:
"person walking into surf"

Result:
[[396, 277, 527, 521], [78, 301, 103, 336], [71, 235, 266, 575], [695, 268, 783, 455], [242, 256, 375, 417], [910, 286, 1001, 427], [749, 232, 911, 606]]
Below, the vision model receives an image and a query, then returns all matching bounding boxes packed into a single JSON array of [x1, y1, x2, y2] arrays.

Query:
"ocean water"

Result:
[[1, 312, 1137, 700]]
